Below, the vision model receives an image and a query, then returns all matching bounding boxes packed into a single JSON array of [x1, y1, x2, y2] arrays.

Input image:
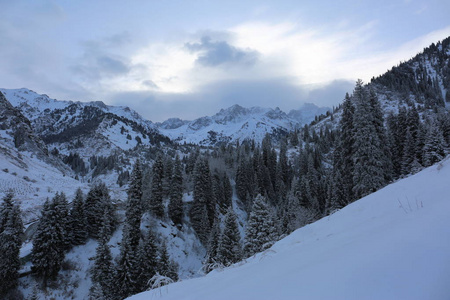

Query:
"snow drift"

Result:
[[129, 157, 450, 300]]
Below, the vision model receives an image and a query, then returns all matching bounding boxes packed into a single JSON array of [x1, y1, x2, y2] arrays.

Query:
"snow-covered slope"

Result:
[[158, 104, 330, 145], [129, 157, 450, 300], [0, 88, 169, 158]]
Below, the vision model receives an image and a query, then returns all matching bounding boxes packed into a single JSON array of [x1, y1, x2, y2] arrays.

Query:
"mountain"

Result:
[[0, 91, 84, 223], [129, 157, 450, 300], [157, 103, 331, 145], [0, 88, 170, 158]]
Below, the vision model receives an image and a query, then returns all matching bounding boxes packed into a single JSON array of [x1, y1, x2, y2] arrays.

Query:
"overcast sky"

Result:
[[0, 0, 449, 121]]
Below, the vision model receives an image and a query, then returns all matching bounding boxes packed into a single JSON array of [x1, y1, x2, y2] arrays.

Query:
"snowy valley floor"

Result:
[[129, 158, 450, 300]]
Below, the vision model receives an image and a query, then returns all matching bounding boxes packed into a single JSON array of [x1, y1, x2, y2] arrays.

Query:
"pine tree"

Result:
[[85, 182, 116, 239], [244, 194, 278, 257], [53, 192, 71, 251], [136, 230, 159, 291], [190, 157, 215, 244], [168, 156, 184, 226], [31, 195, 67, 287], [114, 223, 140, 298], [352, 80, 387, 199], [158, 242, 178, 282], [90, 213, 115, 299], [125, 160, 144, 250], [150, 155, 165, 218], [204, 218, 221, 272], [0, 195, 23, 296], [217, 207, 241, 266], [68, 188, 88, 246], [423, 119, 446, 167]]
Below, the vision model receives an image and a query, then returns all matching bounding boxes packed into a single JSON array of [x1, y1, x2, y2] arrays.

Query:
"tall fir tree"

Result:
[[31, 195, 67, 287], [158, 242, 179, 282], [114, 223, 140, 298], [244, 194, 278, 257], [351, 80, 387, 199], [68, 188, 88, 246], [85, 182, 116, 239], [217, 207, 242, 266], [190, 156, 215, 244], [168, 155, 184, 226], [150, 155, 165, 218], [90, 213, 115, 299], [0, 194, 23, 296], [204, 218, 221, 272], [136, 230, 159, 291]]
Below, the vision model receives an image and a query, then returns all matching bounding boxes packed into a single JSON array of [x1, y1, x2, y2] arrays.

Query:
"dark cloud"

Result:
[[71, 35, 133, 81], [108, 78, 354, 122], [96, 56, 130, 75], [142, 80, 159, 89], [185, 36, 259, 67]]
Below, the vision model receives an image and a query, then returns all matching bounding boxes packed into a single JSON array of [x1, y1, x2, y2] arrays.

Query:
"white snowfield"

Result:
[[129, 158, 450, 300]]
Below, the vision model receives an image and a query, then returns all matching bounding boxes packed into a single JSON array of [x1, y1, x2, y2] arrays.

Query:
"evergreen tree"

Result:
[[90, 213, 115, 299], [136, 230, 159, 291], [423, 119, 446, 167], [53, 192, 71, 251], [68, 188, 88, 246], [125, 160, 144, 251], [158, 242, 178, 282], [190, 157, 215, 244], [0, 195, 23, 296], [85, 182, 116, 239], [352, 80, 387, 199], [244, 194, 278, 257], [168, 156, 184, 226], [204, 218, 221, 272], [217, 207, 241, 266], [31, 195, 67, 287], [150, 155, 165, 218], [114, 223, 140, 298], [332, 94, 355, 209]]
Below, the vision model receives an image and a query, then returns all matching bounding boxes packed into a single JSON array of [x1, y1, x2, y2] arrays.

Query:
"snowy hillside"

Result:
[[158, 103, 330, 145], [129, 157, 450, 300], [0, 88, 169, 158]]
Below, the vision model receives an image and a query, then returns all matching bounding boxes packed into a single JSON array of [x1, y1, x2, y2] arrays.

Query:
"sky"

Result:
[[0, 0, 449, 121]]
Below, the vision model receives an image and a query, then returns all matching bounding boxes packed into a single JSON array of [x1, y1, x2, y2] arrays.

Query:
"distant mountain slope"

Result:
[[129, 157, 450, 300], [157, 103, 330, 145], [0, 92, 83, 222], [0, 88, 171, 157]]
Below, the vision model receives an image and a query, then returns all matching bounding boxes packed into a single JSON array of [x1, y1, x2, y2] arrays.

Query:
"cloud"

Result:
[[142, 80, 159, 89], [108, 78, 354, 122], [71, 34, 134, 82], [185, 36, 259, 67]]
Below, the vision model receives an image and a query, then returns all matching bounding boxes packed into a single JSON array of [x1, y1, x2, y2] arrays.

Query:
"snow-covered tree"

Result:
[[244, 194, 278, 257], [137, 230, 159, 291], [68, 188, 88, 246], [150, 155, 165, 218], [169, 155, 184, 226], [90, 213, 115, 299], [352, 80, 387, 199], [0, 194, 23, 296], [85, 182, 116, 239], [32, 195, 67, 287], [114, 223, 140, 298], [158, 242, 178, 282], [217, 207, 241, 266]]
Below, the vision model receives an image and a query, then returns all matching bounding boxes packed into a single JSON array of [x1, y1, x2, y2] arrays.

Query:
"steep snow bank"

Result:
[[129, 157, 450, 300]]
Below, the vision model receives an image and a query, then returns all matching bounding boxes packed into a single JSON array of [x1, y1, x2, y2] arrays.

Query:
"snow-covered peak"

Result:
[[0, 88, 152, 126], [158, 103, 330, 145]]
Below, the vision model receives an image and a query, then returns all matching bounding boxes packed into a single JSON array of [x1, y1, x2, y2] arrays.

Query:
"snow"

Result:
[[158, 104, 330, 145], [129, 157, 450, 300]]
